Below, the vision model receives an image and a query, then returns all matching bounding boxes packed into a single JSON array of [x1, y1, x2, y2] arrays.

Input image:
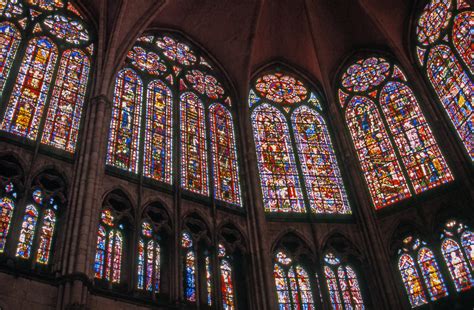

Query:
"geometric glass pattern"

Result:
[[108, 33, 241, 206], [94, 209, 123, 284], [339, 57, 453, 209], [415, 0, 473, 160], [251, 70, 351, 215], [0, 0, 93, 153]]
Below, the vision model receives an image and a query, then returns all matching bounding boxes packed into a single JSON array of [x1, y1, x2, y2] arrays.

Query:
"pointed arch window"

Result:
[[440, 220, 474, 292], [137, 221, 161, 293], [338, 57, 453, 209], [13, 188, 60, 265], [273, 251, 316, 309], [250, 71, 350, 215], [181, 231, 197, 302], [218, 244, 236, 309], [415, 0, 473, 160], [0, 0, 94, 153], [0, 182, 17, 253], [94, 209, 125, 284], [324, 253, 365, 309], [106, 33, 242, 206], [397, 236, 447, 307]]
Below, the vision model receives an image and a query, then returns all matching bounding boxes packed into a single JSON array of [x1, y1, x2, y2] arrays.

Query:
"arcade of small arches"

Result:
[[0, 0, 472, 309]]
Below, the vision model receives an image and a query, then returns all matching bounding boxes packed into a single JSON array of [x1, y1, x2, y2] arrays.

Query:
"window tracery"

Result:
[[250, 70, 350, 215], [338, 56, 453, 209], [0, 0, 94, 153], [106, 33, 241, 206], [415, 0, 473, 160]]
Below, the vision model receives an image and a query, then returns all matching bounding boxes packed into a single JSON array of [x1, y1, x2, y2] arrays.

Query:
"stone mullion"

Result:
[[61, 95, 111, 307]]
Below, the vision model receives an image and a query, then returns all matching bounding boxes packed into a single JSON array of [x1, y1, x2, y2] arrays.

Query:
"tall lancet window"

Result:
[[440, 220, 474, 292], [250, 70, 350, 215], [106, 33, 242, 207], [94, 192, 132, 286], [0, 0, 94, 153], [323, 253, 365, 309], [181, 231, 197, 302], [273, 251, 316, 309], [415, 0, 473, 160], [338, 56, 453, 210], [397, 235, 448, 308], [218, 244, 236, 309]]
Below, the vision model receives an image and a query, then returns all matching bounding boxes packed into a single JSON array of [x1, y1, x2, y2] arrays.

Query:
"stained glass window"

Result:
[[220, 259, 235, 310], [1, 37, 58, 140], [399, 254, 428, 307], [143, 80, 172, 184], [295, 265, 315, 309], [273, 252, 315, 309], [251, 71, 350, 215], [345, 95, 410, 208], [292, 105, 350, 214], [0, 0, 24, 18], [415, 0, 473, 160], [324, 253, 365, 309], [461, 231, 474, 269], [108, 33, 241, 206], [426, 45, 472, 159], [209, 103, 241, 205], [0, 1, 94, 153], [16, 204, 38, 259], [0, 183, 16, 253], [441, 238, 473, 292], [417, 247, 448, 300], [137, 221, 160, 293], [94, 209, 123, 283], [0, 22, 21, 94], [206, 255, 213, 306], [36, 208, 56, 264], [252, 104, 305, 213], [41, 49, 90, 152], [324, 266, 343, 309], [182, 232, 196, 302], [180, 92, 209, 196], [339, 56, 453, 209], [107, 68, 143, 172]]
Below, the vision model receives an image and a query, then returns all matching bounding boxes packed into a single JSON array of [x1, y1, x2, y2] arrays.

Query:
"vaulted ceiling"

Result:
[[76, 0, 419, 100]]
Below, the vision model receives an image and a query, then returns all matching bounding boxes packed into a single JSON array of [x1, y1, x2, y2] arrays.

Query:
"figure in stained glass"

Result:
[[415, 0, 474, 160]]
